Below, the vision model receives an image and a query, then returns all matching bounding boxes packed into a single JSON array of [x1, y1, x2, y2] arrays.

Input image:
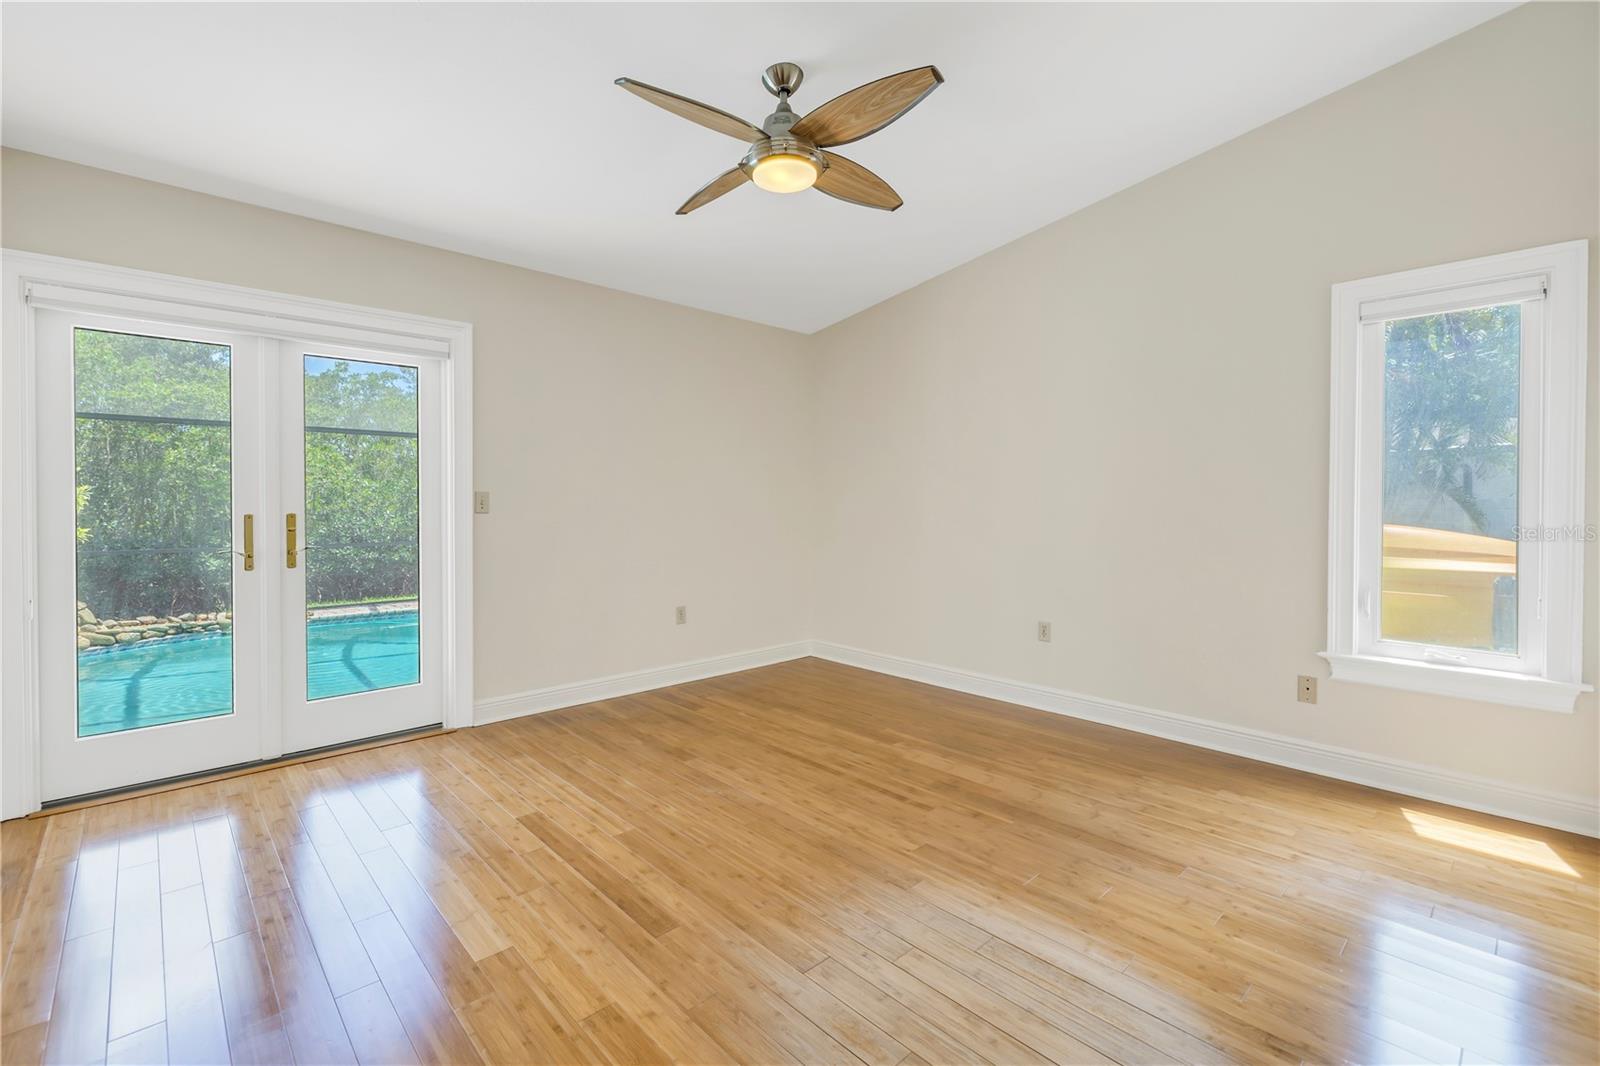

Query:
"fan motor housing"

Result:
[[743, 136, 825, 173]]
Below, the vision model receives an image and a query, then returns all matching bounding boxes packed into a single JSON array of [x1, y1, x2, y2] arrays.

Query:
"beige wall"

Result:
[[811, 2, 1600, 805], [1, 147, 815, 706]]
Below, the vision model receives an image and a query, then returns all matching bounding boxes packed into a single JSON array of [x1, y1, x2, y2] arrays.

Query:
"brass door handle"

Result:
[[242, 514, 254, 571], [286, 512, 298, 569]]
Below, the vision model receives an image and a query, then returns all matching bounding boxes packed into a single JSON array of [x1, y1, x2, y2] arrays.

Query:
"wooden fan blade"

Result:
[[616, 78, 764, 143], [676, 166, 751, 215], [790, 66, 943, 148], [814, 152, 903, 211]]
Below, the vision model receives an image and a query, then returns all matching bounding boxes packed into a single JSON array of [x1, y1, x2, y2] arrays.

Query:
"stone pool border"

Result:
[[77, 599, 417, 653]]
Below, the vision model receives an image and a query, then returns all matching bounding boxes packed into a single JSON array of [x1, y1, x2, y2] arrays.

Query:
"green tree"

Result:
[[1383, 305, 1519, 538], [303, 356, 419, 606], [73, 334, 419, 617], [76, 484, 93, 543], [74, 329, 233, 617]]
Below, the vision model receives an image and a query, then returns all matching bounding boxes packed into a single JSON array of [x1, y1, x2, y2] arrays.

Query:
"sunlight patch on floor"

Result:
[[1402, 808, 1578, 877]]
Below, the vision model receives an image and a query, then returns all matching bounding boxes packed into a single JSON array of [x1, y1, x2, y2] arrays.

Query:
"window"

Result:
[[1324, 242, 1589, 711]]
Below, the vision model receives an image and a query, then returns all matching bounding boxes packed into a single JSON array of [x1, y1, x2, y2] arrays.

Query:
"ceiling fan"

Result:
[[615, 62, 943, 215]]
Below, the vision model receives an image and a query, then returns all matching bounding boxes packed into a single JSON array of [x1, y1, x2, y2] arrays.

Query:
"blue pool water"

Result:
[[77, 610, 419, 736]]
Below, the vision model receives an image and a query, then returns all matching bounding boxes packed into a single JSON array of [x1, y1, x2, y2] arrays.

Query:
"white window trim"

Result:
[[1322, 240, 1590, 713], [0, 250, 475, 818]]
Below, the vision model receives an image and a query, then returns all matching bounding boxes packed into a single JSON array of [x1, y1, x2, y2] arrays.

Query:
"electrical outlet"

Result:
[[1037, 621, 1052, 643], [473, 491, 490, 515], [675, 605, 687, 626], [1297, 675, 1317, 704]]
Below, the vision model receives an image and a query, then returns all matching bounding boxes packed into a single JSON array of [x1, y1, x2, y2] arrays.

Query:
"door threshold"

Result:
[[30, 723, 448, 818]]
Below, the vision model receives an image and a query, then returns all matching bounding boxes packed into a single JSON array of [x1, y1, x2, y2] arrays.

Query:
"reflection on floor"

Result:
[[2, 657, 1595, 1064]]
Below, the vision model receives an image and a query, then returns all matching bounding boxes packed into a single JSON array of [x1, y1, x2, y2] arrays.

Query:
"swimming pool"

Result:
[[77, 610, 420, 736]]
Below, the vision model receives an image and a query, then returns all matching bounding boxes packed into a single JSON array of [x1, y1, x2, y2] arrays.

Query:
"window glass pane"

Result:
[[304, 355, 420, 700], [1381, 304, 1519, 652], [74, 328, 234, 736]]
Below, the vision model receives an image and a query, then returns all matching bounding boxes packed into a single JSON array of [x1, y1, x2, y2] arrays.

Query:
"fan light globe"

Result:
[[751, 153, 819, 194]]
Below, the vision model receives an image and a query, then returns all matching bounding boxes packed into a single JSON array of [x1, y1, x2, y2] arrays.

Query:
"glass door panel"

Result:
[[303, 355, 421, 699], [73, 327, 237, 735], [37, 310, 264, 803], [281, 343, 441, 754]]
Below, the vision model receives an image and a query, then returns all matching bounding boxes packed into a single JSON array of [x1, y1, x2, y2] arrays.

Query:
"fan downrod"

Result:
[[761, 62, 804, 98]]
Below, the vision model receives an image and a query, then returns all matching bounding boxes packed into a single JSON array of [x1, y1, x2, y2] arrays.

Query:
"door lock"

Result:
[[286, 512, 298, 569]]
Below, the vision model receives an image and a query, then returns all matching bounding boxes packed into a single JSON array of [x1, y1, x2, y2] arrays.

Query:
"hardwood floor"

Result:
[[2, 657, 1596, 1065]]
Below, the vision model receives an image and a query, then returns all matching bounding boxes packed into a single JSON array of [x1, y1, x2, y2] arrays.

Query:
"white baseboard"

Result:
[[810, 641, 1600, 838], [473, 641, 813, 726], [467, 637, 1597, 837]]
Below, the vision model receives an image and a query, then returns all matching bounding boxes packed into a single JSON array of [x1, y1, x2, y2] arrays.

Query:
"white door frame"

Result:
[[1, 249, 475, 818]]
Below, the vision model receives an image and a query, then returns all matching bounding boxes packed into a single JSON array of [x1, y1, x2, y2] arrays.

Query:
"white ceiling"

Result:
[[2, 2, 1512, 333]]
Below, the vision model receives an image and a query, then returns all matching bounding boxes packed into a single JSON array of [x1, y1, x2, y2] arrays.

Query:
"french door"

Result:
[[277, 340, 442, 753], [36, 309, 443, 802]]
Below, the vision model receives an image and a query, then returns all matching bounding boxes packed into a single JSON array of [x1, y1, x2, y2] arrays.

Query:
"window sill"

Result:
[[1318, 653, 1589, 713]]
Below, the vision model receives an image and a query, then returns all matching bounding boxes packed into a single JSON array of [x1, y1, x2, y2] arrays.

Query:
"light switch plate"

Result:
[[473, 491, 490, 514]]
